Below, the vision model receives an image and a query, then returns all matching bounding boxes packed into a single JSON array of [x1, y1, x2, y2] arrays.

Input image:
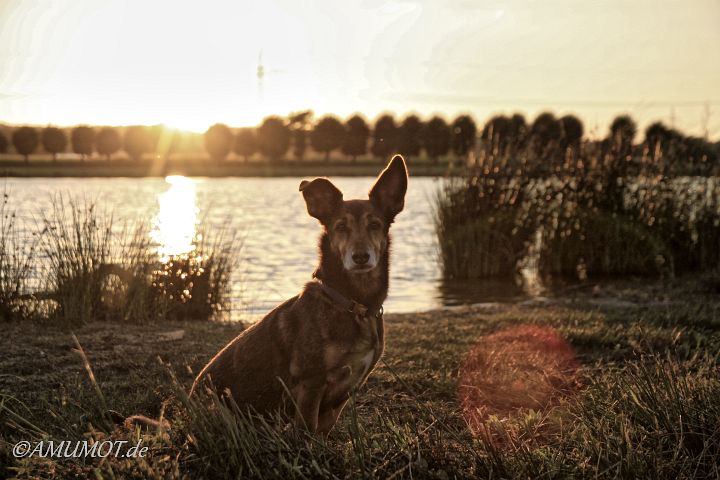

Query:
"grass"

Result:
[[0, 191, 40, 322], [1, 283, 719, 478], [435, 172, 720, 280], [0, 192, 239, 326]]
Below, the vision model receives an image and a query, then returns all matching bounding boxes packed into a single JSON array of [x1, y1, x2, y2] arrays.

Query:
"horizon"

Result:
[[1, 0, 719, 139]]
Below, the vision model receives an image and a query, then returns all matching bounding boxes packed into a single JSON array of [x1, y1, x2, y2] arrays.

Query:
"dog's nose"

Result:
[[352, 252, 370, 265]]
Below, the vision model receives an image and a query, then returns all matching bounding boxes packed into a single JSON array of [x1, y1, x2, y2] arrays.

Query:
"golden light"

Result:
[[459, 325, 581, 448], [151, 175, 198, 260]]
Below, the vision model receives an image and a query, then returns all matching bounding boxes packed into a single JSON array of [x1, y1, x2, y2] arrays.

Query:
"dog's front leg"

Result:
[[317, 398, 349, 436], [293, 378, 327, 432]]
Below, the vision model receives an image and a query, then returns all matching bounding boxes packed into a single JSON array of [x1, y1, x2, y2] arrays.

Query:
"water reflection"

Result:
[[151, 175, 198, 261]]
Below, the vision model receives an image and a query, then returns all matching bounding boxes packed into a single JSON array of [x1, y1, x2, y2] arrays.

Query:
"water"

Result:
[[5, 176, 528, 321]]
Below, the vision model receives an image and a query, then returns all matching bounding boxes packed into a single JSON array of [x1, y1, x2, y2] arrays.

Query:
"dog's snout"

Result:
[[352, 252, 370, 265]]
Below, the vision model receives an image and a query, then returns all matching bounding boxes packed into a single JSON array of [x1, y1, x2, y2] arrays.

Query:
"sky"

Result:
[[1, 0, 719, 138]]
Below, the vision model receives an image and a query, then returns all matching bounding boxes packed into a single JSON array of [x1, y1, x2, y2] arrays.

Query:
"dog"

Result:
[[189, 155, 408, 434]]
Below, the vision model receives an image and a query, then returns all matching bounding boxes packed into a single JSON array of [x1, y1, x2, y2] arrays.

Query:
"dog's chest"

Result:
[[325, 314, 383, 388]]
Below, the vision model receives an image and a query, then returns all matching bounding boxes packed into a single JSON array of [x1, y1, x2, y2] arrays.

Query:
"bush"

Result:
[[0, 194, 240, 325], [435, 169, 720, 280]]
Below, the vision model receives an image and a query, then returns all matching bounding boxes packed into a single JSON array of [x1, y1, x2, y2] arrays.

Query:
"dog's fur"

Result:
[[189, 155, 408, 434]]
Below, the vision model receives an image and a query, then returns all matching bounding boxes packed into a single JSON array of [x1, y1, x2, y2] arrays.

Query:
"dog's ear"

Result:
[[299, 178, 343, 222], [369, 155, 408, 222]]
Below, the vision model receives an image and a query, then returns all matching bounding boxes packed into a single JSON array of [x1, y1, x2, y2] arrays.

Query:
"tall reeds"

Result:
[[0, 192, 239, 325], [436, 144, 720, 280]]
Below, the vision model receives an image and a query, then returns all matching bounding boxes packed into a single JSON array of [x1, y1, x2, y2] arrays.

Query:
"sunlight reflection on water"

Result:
[[151, 175, 198, 260]]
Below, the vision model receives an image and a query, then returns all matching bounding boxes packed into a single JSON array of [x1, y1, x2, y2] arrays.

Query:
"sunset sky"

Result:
[[1, 0, 719, 138]]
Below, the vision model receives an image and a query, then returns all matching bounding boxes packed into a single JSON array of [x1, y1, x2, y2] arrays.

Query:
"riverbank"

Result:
[[2, 282, 719, 478], [0, 158, 455, 177]]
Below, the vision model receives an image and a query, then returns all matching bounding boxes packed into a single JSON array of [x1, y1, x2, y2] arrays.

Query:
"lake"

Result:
[[5, 176, 529, 321]]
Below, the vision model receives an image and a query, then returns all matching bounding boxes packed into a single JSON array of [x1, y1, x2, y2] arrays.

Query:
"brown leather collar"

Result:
[[313, 278, 383, 319]]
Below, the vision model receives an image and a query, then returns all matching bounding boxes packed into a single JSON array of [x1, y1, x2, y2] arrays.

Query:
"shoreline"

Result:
[[0, 158, 456, 178]]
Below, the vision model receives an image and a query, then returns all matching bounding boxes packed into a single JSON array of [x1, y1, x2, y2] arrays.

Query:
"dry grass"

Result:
[[1, 285, 718, 478]]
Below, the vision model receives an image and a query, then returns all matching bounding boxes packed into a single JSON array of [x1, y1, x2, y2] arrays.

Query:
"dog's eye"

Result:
[[368, 221, 382, 231], [335, 222, 348, 232]]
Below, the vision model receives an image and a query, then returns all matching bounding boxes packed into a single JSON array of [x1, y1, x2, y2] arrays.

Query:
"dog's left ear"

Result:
[[369, 155, 408, 222], [300, 177, 343, 223]]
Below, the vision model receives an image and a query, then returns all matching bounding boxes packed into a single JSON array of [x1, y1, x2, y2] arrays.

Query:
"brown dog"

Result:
[[190, 155, 408, 434]]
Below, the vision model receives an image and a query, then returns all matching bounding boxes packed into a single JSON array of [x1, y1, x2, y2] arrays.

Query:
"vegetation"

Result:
[[371, 114, 399, 160], [0, 130, 8, 154], [1, 292, 719, 478], [311, 115, 345, 161], [40, 126, 67, 161], [342, 115, 370, 162], [71, 126, 95, 161], [2, 112, 717, 170], [234, 128, 257, 162], [256, 116, 291, 162], [11, 127, 39, 162], [204, 123, 234, 161], [435, 128, 720, 279], [0, 193, 238, 327], [123, 126, 151, 161], [96, 127, 122, 161], [451, 115, 477, 159], [424, 116, 452, 163], [397, 114, 424, 159]]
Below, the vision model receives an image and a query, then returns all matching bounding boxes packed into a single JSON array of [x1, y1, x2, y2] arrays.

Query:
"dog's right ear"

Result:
[[299, 178, 343, 223]]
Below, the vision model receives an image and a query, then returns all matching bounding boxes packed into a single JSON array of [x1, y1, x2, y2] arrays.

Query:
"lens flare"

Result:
[[459, 325, 580, 445]]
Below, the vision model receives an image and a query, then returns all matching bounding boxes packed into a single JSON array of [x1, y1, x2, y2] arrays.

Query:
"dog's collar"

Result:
[[313, 279, 383, 319]]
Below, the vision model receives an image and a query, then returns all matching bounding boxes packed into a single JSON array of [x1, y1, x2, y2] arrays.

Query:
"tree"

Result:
[[234, 128, 257, 162], [71, 126, 95, 161], [342, 115, 370, 162], [609, 115, 637, 154], [96, 128, 122, 161], [293, 129, 307, 161], [371, 114, 398, 160], [0, 130, 8, 153], [310, 116, 345, 161], [482, 115, 511, 152], [423, 116, 451, 163], [12, 127, 39, 162], [509, 113, 528, 143], [41, 126, 67, 161], [559, 114, 584, 148], [288, 111, 312, 161], [530, 112, 561, 145], [256, 116, 291, 161], [397, 115, 424, 159], [451, 115, 477, 158], [123, 126, 151, 161], [204, 123, 234, 161], [645, 122, 672, 151]]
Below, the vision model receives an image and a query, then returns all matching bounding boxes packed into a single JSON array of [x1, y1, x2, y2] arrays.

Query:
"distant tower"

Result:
[[257, 50, 265, 100]]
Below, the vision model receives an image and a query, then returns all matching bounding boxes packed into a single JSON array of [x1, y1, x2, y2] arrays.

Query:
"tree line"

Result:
[[0, 112, 717, 171]]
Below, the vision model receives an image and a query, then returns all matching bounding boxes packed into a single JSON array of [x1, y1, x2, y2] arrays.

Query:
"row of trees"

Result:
[[203, 113, 477, 162], [0, 125, 157, 162], [1, 112, 717, 167]]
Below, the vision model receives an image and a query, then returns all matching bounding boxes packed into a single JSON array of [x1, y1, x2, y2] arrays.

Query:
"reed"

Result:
[[0, 191, 39, 321], [0, 193, 239, 324], [435, 164, 719, 280]]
